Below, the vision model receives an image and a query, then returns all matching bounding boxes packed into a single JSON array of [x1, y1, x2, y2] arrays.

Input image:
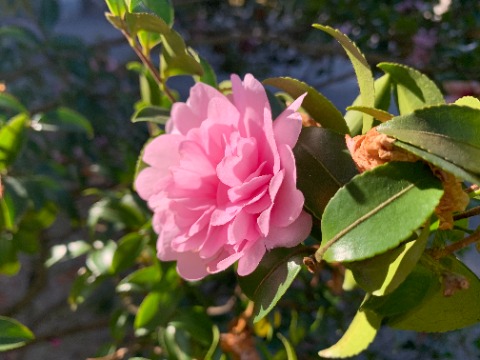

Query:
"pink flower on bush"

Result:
[[135, 74, 312, 280]]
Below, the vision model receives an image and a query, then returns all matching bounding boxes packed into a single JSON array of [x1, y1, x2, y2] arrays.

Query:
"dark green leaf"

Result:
[[313, 24, 375, 133], [263, 77, 348, 134], [132, 106, 170, 125], [37, 107, 93, 138], [388, 256, 480, 332], [1, 177, 29, 230], [0, 235, 20, 275], [127, 0, 174, 26], [0, 113, 28, 172], [377, 62, 444, 115], [168, 307, 213, 346], [347, 224, 429, 296], [238, 246, 307, 323], [317, 162, 443, 262], [293, 127, 358, 220], [193, 54, 218, 88], [377, 105, 480, 174], [0, 316, 35, 351], [0, 93, 27, 114], [117, 263, 162, 293], [318, 309, 381, 358], [110, 233, 146, 274]]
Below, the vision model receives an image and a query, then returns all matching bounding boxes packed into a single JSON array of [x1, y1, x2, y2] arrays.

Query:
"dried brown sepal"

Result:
[[345, 128, 418, 172], [430, 167, 470, 230], [219, 302, 260, 360], [301, 112, 320, 128], [442, 271, 470, 297]]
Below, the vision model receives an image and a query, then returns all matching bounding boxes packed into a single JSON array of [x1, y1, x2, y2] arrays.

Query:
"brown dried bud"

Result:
[[442, 271, 470, 297], [345, 128, 418, 172]]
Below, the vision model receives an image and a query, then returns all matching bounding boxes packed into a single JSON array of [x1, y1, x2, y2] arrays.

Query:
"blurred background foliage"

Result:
[[1, 0, 480, 359]]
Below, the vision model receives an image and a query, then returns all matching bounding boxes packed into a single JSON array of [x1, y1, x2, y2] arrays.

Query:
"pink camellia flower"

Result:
[[135, 74, 312, 280]]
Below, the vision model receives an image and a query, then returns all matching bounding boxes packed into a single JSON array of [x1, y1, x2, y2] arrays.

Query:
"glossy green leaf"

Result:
[[110, 233, 146, 274], [317, 162, 443, 262], [37, 107, 93, 138], [131, 106, 170, 125], [377, 105, 480, 174], [126, 0, 174, 26], [377, 62, 445, 115], [392, 140, 480, 185], [263, 77, 348, 134], [388, 256, 480, 332], [117, 263, 162, 293], [168, 307, 214, 346], [134, 290, 178, 329], [345, 106, 393, 122], [313, 24, 374, 133], [344, 74, 391, 136], [0, 316, 35, 351], [68, 268, 105, 309], [293, 127, 358, 220], [0, 113, 28, 172], [105, 0, 127, 17], [0, 93, 27, 114], [238, 246, 307, 323], [277, 333, 298, 360], [347, 224, 429, 296], [86, 240, 117, 276], [318, 309, 381, 358]]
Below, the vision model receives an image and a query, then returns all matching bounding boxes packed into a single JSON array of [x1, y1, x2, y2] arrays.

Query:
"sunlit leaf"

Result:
[[317, 162, 443, 262], [37, 107, 93, 138], [0, 316, 35, 351], [0, 113, 28, 172], [377, 62, 445, 115], [131, 106, 170, 125], [134, 290, 177, 329], [318, 309, 381, 358], [454, 96, 480, 109], [293, 127, 358, 220], [86, 240, 117, 276], [377, 105, 480, 174], [277, 333, 298, 360], [238, 246, 307, 323], [313, 24, 375, 133], [263, 77, 348, 134], [105, 0, 127, 17]]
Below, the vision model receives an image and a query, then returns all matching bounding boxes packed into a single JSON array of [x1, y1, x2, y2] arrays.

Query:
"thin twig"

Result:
[[430, 230, 480, 260], [453, 206, 480, 221]]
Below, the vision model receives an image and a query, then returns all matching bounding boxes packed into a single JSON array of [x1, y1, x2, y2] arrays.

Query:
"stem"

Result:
[[453, 205, 480, 221], [430, 230, 480, 260], [120, 30, 176, 104]]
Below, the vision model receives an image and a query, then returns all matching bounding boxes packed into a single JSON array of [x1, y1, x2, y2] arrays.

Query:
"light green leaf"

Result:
[[455, 96, 480, 109], [105, 0, 127, 17], [126, 0, 174, 26], [293, 127, 358, 220], [318, 309, 381, 358], [388, 256, 480, 332], [37, 107, 93, 138], [263, 77, 348, 134], [238, 246, 307, 323], [347, 224, 429, 296], [317, 162, 443, 263], [132, 106, 170, 125], [277, 333, 297, 360], [0, 93, 28, 114], [313, 24, 374, 133], [344, 74, 391, 136], [377, 105, 480, 174], [134, 290, 178, 329], [0, 316, 35, 351], [377, 62, 445, 115], [345, 106, 393, 122], [0, 113, 28, 172]]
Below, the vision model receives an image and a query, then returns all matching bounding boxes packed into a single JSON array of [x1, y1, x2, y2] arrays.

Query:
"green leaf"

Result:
[[318, 309, 381, 358], [377, 105, 480, 174], [110, 233, 146, 274], [105, 0, 127, 17], [455, 96, 480, 109], [126, 0, 174, 26], [347, 224, 429, 296], [0, 113, 28, 172], [345, 106, 393, 122], [344, 74, 391, 136], [46, 240, 92, 268], [193, 54, 218, 88], [132, 106, 170, 125], [86, 240, 117, 276], [392, 141, 480, 185], [0, 235, 20, 275], [124, 13, 203, 78], [388, 256, 480, 332], [277, 333, 298, 360], [313, 24, 374, 133], [317, 162, 443, 263], [263, 77, 348, 134], [1, 177, 28, 230], [377, 62, 445, 115], [37, 107, 93, 138], [293, 127, 358, 220], [168, 307, 214, 346], [134, 290, 178, 329], [238, 246, 307, 323], [0, 316, 35, 351], [0, 93, 28, 114], [117, 263, 162, 293]]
